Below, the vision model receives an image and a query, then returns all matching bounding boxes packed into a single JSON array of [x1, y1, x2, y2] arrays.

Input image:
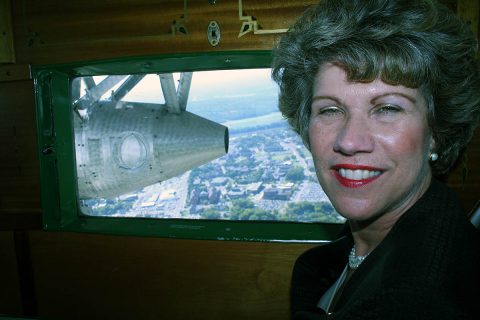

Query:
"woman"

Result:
[[272, 0, 480, 319]]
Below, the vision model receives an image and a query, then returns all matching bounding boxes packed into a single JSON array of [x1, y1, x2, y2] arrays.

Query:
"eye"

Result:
[[375, 104, 402, 116], [317, 106, 344, 118]]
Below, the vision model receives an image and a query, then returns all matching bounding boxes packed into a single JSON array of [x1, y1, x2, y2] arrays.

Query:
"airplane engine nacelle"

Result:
[[74, 103, 228, 199]]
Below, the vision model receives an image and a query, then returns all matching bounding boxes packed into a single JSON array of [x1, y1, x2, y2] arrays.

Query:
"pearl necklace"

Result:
[[348, 246, 370, 269]]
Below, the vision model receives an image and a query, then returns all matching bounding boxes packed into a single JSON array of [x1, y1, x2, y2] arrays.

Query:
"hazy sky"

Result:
[[89, 68, 278, 104]]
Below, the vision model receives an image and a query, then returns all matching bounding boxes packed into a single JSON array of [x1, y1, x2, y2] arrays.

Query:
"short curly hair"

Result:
[[272, 0, 480, 175]]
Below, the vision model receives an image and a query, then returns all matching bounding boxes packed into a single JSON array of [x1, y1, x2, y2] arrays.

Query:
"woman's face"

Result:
[[309, 64, 433, 224]]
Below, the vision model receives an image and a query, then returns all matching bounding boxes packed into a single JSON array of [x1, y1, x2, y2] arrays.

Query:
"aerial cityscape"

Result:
[[79, 69, 345, 224]]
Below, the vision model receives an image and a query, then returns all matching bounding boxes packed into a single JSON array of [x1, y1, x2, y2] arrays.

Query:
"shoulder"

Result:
[[293, 234, 352, 280], [373, 180, 480, 314], [390, 179, 478, 252], [291, 235, 351, 316]]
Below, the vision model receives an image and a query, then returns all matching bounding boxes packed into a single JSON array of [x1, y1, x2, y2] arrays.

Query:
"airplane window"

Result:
[[72, 68, 345, 224]]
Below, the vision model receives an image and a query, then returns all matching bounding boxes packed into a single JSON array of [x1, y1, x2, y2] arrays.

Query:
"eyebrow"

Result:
[[312, 92, 417, 104], [371, 92, 417, 104], [311, 96, 341, 103]]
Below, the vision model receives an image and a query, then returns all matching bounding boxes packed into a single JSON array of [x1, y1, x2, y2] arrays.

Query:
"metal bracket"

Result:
[[207, 21, 221, 46], [158, 72, 192, 114], [73, 71, 192, 118], [73, 75, 128, 120], [238, 0, 288, 38]]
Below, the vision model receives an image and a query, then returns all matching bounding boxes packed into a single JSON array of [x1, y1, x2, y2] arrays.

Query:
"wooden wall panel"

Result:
[[0, 231, 23, 316], [11, 0, 317, 65], [28, 231, 315, 320], [447, 133, 480, 212], [457, 0, 479, 37], [0, 0, 15, 63], [0, 80, 41, 215]]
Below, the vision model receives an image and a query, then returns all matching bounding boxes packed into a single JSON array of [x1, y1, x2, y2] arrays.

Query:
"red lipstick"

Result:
[[332, 164, 383, 188]]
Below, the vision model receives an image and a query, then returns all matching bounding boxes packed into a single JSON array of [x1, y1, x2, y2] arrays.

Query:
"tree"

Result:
[[282, 201, 338, 222], [285, 166, 305, 182], [231, 198, 255, 210], [201, 209, 221, 220]]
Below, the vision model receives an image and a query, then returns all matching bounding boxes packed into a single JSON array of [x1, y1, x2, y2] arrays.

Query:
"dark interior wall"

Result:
[[0, 79, 39, 214], [0, 0, 478, 319], [27, 232, 313, 320], [0, 231, 23, 316], [447, 134, 480, 212]]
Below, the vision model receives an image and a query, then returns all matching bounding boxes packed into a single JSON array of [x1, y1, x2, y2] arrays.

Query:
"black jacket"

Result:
[[291, 180, 480, 319]]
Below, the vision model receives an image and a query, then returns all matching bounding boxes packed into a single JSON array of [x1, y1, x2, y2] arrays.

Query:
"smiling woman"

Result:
[[271, 0, 480, 319], [309, 64, 433, 223]]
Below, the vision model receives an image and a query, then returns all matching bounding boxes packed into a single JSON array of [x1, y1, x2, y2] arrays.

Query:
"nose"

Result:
[[333, 115, 374, 156]]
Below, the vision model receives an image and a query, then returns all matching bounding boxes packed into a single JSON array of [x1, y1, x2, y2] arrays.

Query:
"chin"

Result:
[[330, 199, 379, 222]]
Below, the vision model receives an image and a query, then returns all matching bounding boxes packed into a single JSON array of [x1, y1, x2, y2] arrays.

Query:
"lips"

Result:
[[332, 164, 383, 188]]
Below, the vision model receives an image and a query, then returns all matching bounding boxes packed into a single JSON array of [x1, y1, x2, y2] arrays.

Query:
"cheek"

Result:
[[308, 126, 330, 161], [381, 125, 430, 164], [309, 139, 337, 180]]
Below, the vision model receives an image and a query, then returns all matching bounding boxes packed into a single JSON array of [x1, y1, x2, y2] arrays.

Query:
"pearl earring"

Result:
[[430, 153, 438, 161]]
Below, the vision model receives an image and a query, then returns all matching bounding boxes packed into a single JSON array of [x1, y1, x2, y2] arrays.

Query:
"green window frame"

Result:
[[33, 50, 343, 242]]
